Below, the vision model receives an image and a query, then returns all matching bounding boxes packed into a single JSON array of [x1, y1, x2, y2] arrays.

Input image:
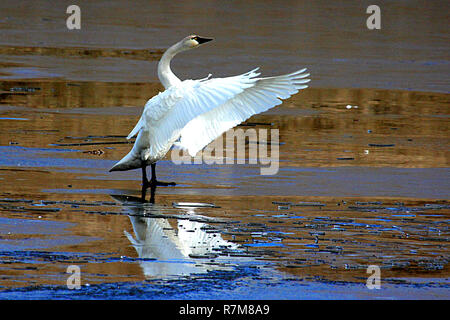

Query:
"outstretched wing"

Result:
[[126, 68, 261, 158], [177, 68, 310, 156]]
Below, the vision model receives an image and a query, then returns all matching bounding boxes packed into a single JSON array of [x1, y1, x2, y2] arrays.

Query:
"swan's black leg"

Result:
[[150, 163, 176, 186], [140, 182, 156, 204], [141, 164, 149, 201], [148, 184, 156, 204], [142, 163, 176, 191], [141, 182, 156, 203], [140, 163, 175, 202], [142, 164, 148, 186], [150, 163, 156, 183]]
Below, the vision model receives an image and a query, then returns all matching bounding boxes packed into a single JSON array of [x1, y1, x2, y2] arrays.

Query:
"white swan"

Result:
[[109, 35, 310, 188]]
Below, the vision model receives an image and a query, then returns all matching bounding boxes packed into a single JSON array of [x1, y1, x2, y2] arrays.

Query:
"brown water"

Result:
[[0, 0, 448, 299]]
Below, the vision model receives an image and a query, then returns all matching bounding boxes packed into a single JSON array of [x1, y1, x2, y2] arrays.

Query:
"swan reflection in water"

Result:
[[111, 189, 247, 278]]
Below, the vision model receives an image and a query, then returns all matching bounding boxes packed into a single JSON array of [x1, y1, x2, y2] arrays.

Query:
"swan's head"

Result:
[[181, 35, 214, 49]]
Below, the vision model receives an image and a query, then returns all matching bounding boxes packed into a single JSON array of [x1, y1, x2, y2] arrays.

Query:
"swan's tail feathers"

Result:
[[109, 150, 142, 172]]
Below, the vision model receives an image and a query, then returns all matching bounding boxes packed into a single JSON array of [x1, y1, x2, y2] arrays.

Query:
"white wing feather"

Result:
[[177, 68, 310, 156], [126, 68, 261, 159]]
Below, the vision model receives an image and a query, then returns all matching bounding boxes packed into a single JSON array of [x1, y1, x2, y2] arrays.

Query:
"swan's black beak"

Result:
[[196, 36, 213, 44]]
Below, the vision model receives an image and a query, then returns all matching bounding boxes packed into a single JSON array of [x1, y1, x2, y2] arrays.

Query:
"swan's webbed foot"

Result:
[[154, 180, 176, 186], [143, 180, 176, 188], [140, 179, 175, 203], [141, 163, 176, 190]]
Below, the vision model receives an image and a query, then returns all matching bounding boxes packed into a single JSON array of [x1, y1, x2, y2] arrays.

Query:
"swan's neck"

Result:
[[158, 41, 183, 89]]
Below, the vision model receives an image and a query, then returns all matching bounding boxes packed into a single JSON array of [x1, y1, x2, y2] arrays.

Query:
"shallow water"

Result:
[[0, 0, 449, 299]]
